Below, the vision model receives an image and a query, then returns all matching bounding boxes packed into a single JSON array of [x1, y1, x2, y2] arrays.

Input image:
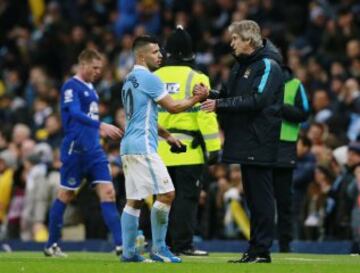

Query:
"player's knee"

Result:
[[98, 185, 116, 202], [58, 189, 76, 203], [126, 199, 143, 209], [158, 191, 175, 205], [167, 191, 175, 202]]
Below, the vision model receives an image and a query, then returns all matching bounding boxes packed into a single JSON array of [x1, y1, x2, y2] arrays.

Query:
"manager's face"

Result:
[[144, 43, 162, 71], [230, 33, 251, 57]]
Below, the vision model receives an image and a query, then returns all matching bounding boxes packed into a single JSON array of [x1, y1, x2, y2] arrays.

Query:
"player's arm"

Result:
[[157, 85, 208, 114], [158, 125, 182, 148], [63, 87, 100, 128], [64, 88, 122, 139], [68, 99, 122, 139]]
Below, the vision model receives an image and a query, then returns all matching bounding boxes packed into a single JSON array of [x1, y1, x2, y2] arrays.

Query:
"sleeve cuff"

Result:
[[154, 90, 168, 102]]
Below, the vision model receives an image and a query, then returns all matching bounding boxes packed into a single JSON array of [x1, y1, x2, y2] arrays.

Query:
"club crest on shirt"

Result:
[[244, 68, 251, 79], [68, 177, 76, 186], [84, 91, 89, 96]]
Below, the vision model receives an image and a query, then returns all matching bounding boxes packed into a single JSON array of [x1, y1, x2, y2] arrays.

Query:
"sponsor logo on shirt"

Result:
[[64, 89, 73, 103], [88, 102, 99, 120]]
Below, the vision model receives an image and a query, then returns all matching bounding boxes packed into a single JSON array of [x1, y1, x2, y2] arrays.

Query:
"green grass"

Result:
[[0, 252, 359, 273]]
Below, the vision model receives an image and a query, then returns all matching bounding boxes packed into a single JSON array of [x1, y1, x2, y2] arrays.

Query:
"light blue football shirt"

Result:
[[121, 65, 167, 155]]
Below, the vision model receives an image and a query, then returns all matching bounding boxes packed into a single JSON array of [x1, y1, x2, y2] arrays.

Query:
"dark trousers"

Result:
[[167, 164, 204, 252], [273, 167, 293, 251], [241, 164, 275, 255]]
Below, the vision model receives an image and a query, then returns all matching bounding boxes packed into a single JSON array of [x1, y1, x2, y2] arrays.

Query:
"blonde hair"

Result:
[[228, 20, 263, 49], [78, 48, 103, 64]]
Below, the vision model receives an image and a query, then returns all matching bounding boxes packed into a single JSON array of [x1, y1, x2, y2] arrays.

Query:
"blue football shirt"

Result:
[[121, 65, 167, 155], [60, 76, 101, 154]]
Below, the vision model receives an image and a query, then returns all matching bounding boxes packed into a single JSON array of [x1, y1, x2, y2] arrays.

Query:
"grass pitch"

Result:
[[0, 252, 359, 273]]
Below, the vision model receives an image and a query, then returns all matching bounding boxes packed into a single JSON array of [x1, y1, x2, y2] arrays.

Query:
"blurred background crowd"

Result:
[[1, 0, 360, 248]]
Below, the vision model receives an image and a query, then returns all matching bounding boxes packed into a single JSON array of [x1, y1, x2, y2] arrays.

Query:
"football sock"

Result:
[[100, 202, 122, 246], [46, 199, 66, 248], [121, 205, 140, 257], [151, 201, 171, 251]]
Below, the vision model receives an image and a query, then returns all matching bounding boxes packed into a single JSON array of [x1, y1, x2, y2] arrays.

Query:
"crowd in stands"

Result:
[[1, 0, 360, 249]]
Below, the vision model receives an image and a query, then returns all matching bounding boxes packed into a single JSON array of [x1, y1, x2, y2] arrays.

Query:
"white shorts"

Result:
[[121, 153, 175, 200]]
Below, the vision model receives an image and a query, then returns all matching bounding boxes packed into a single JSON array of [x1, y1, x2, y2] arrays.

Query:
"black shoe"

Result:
[[115, 245, 123, 256], [228, 252, 271, 263], [177, 248, 209, 256]]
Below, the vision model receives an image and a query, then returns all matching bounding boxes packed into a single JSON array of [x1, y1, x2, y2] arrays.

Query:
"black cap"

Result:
[[165, 25, 195, 61]]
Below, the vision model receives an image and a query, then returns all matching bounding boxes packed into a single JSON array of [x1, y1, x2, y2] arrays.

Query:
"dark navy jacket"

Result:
[[215, 39, 284, 166]]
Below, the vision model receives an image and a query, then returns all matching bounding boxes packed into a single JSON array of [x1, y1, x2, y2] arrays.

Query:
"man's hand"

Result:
[[100, 123, 123, 140], [193, 83, 209, 102], [166, 134, 182, 148], [201, 99, 216, 112], [165, 134, 187, 153]]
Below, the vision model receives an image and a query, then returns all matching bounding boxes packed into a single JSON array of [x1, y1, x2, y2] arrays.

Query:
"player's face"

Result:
[[144, 43, 162, 71], [82, 59, 103, 82], [230, 33, 250, 56]]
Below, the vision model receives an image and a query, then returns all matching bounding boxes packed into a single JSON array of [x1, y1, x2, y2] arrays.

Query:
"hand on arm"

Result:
[[158, 125, 187, 153], [201, 99, 217, 112], [158, 126, 182, 148], [158, 94, 199, 114]]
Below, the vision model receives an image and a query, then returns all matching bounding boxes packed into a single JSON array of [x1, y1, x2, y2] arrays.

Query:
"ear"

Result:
[[137, 46, 148, 59]]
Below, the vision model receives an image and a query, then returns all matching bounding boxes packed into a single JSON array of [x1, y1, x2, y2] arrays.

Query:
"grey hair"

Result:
[[228, 20, 263, 49]]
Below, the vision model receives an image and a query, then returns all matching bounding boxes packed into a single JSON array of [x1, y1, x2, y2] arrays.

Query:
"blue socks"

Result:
[[151, 201, 171, 251], [121, 206, 140, 258], [100, 202, 122, 246], [46, 199, 66, 248]]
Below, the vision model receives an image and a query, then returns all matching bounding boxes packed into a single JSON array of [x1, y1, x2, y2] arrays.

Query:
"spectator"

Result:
[[348, 164, 360, 254], [328, 142, 360, 239], [0, 150, 16, 226], [302, 165, 334, 241], [293, 135, 316, 239]]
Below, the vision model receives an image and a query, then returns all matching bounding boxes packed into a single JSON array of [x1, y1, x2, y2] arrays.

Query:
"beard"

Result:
[[148, 63, 159, 72]]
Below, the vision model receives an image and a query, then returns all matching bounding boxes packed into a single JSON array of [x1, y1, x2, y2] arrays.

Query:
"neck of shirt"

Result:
[[74, 75, 93, 89], [133, 64, 149, 71]]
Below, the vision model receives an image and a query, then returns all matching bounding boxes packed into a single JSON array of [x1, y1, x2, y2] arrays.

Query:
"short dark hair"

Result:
[[132, 35, 159, 52], [78, 48, 102, 63]]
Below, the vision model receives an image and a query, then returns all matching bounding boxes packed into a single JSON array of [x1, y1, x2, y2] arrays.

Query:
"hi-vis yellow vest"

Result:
[[280, 78, 301, 142], [155, 66, 221, 166]]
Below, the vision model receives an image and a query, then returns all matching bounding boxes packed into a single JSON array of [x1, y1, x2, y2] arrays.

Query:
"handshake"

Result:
[[192, 83, 209, 102], [193, 83, 216, 113]]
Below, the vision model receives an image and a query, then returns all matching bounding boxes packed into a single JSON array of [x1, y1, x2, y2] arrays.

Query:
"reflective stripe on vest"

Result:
[[185, 70, 196, 98], [280, 79, 301, 142]]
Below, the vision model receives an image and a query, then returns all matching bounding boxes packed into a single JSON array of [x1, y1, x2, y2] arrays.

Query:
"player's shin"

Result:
[[100, 202, 122, 246], [121, 205, 140, 258], [46, 199, 67, 248], [151, 201, 171, 251]]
